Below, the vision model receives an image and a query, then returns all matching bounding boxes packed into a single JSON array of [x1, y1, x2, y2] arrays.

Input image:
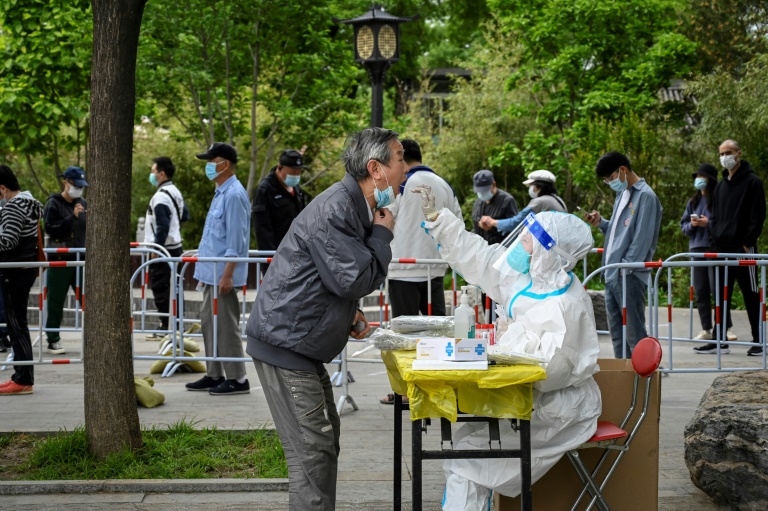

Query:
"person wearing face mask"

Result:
[[0, 165, 44, 396], [246, 128, 405, 511], [251, 148, 311, 274], [585, 151, 662, 359], [681, 164, 737, 351], [709, 139, 766, 356], [413, 185, 601, 510], [42, 166, 89, 356], [143, 157, 190, 341], [471, 169, 518, 245], [481, 169, 567, 234], [186, 142, 251, 396]]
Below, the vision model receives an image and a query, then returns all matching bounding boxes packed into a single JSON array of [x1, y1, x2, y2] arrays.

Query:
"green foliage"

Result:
[[684, 0, 768, 74], [0, 0, 92, 190], [1, 421, 286, 480], [687, 54, 768, 177], [482, 0, 696, 204], [136, 0, 367, 188]]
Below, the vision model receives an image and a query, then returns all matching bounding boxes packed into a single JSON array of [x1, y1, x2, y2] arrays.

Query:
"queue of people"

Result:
[[0, 132, 765, 509]]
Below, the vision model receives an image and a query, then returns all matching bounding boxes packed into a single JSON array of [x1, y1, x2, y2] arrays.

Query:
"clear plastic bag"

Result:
[[487, 345, 546, 366], [351, 328, 421, 357], [390, 315, 454, 335]]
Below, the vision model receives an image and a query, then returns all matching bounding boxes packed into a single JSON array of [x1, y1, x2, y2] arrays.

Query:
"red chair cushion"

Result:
[[588, 420, 628, 442], [632, 337, 662, 377]]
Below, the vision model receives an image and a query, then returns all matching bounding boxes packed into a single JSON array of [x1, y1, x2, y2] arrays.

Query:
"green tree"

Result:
[[136, 0, 365, 199], [487, 0, 696, 201], [684, 0, 768, 74], [86, 0, 147, 458], [0, 0, 92, 193], [686, 53, 768, 180]]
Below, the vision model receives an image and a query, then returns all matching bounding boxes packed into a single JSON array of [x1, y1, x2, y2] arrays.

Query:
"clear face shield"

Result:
[[492, 213, 577, 277]]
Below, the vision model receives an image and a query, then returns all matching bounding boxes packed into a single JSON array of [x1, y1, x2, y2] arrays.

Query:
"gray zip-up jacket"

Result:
[[599, 178, 662, 281], [246, 173, 393, 371]]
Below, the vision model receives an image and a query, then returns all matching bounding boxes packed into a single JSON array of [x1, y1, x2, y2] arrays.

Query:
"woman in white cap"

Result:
[[480, 169, 567, 235]]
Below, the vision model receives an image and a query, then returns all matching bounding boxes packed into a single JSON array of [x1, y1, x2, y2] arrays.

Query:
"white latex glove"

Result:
[[412, 184, 440, 221]]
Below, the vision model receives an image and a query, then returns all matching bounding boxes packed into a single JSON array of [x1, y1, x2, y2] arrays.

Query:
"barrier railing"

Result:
[[0, 260, 84, 370], [6, 250, 768, 407], [584, 259, 768, 372]]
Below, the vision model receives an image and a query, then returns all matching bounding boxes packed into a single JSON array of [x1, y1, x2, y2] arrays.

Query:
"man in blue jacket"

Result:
[[586, 151, 662, 359], [246, 127, 407, 510]]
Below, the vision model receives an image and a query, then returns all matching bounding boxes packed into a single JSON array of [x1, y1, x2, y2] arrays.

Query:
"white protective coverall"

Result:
[[422, 209, 602, 510]]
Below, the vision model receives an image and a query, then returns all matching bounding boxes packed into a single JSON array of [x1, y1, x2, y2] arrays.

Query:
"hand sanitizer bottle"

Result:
[[453, 286, 476, 339]]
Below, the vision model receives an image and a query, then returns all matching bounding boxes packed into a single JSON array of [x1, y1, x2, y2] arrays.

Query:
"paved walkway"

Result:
[[1, 307, 758, 510]]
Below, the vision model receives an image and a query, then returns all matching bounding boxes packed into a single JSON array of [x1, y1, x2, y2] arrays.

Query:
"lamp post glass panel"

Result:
[[337, 5, 416, 128]]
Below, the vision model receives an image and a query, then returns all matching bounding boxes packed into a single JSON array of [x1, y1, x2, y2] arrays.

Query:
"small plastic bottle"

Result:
[[454, 287, 476, 339]]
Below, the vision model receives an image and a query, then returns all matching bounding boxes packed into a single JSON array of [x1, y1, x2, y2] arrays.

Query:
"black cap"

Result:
[[196, 142, 238, 164], [60, 166, 88, 187], [692, 163, 717, 180], [279, 149, 306, 168]]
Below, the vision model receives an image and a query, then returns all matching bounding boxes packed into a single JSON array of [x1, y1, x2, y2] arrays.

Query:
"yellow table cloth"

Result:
[[381, 350, 547, 421]]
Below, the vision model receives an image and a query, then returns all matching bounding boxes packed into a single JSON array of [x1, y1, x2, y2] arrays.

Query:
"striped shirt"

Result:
[[0, 191, 44, 262]]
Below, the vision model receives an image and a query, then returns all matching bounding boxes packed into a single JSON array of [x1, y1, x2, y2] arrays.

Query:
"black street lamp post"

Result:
[[336, 5, 416, 128]]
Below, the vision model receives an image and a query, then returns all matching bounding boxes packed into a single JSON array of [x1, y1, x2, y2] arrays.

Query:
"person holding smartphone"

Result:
[[681, 163, 735, 351]]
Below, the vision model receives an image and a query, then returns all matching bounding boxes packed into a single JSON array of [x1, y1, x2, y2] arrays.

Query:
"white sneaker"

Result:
[[693, 330, 713, 341], [727, 332, 738, 341], [46, 342, 65, 355]]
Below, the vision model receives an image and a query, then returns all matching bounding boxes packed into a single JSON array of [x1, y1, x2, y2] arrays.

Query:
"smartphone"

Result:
[[690, 214, 699, 220]]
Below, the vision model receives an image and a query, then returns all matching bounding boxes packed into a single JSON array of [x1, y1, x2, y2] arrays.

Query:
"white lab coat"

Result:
[[422, 209, 602, 509]]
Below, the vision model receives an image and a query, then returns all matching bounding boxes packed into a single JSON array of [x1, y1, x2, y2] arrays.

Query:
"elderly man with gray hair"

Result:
[[246, 127, 407, 510]]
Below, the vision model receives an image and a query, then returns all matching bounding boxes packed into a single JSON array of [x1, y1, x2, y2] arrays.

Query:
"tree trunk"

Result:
[[85, 0, 147, 459]]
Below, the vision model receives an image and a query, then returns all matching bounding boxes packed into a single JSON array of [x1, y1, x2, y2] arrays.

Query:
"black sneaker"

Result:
[[747, 345, 764, 356], [693, 343, 730, 354], [185, 376, 225, 391], [208, 379, 250, 396]]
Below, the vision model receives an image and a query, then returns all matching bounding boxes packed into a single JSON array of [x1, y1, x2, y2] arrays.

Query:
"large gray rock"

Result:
[[587, 290, 608, 331], [684, 370, 768, 510]]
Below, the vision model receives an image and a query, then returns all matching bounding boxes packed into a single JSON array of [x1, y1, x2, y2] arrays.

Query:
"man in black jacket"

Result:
[[251, 149, 310, 274], [43, 166, 88, 355], [471, 169, 518, 245], [704, 140, 766, 356], [246, 128, 405, 510]]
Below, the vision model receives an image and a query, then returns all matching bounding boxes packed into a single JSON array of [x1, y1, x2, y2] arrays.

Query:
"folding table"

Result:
[[381, 350, 547, 511]]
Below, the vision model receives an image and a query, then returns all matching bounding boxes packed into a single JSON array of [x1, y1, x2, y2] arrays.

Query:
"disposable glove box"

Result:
[[416, 337, 488, 361]]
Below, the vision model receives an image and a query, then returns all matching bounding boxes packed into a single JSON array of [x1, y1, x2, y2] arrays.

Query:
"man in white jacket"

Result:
[[386, 139, 462, 318], [414, 185, 602, 510]]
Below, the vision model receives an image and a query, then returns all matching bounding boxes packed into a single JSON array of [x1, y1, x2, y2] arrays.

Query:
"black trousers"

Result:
[[690, 247, 731, 332], [389, 278, 446, 317], [715, 246, 760, 342], [1, 267, 37, 386], [148, 247, 183, 329]]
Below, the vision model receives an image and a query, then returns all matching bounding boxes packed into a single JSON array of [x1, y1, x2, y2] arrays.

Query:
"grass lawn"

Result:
[[0, 420, 287, 480]]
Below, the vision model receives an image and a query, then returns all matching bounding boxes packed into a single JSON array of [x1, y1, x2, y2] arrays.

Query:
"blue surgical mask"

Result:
[[149, 172, 158, 187], [505, 243, 531, 275], [205, 161, 225, 180], [373, 170, 394, 209], [694, 177, 708, 191], [608, 175, 627, 193], [477, 191, 493, 201], [284, 174, 301, 187]]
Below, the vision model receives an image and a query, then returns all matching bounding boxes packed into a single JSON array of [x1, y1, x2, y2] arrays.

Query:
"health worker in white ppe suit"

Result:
[[413, 184, 602, 510]]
